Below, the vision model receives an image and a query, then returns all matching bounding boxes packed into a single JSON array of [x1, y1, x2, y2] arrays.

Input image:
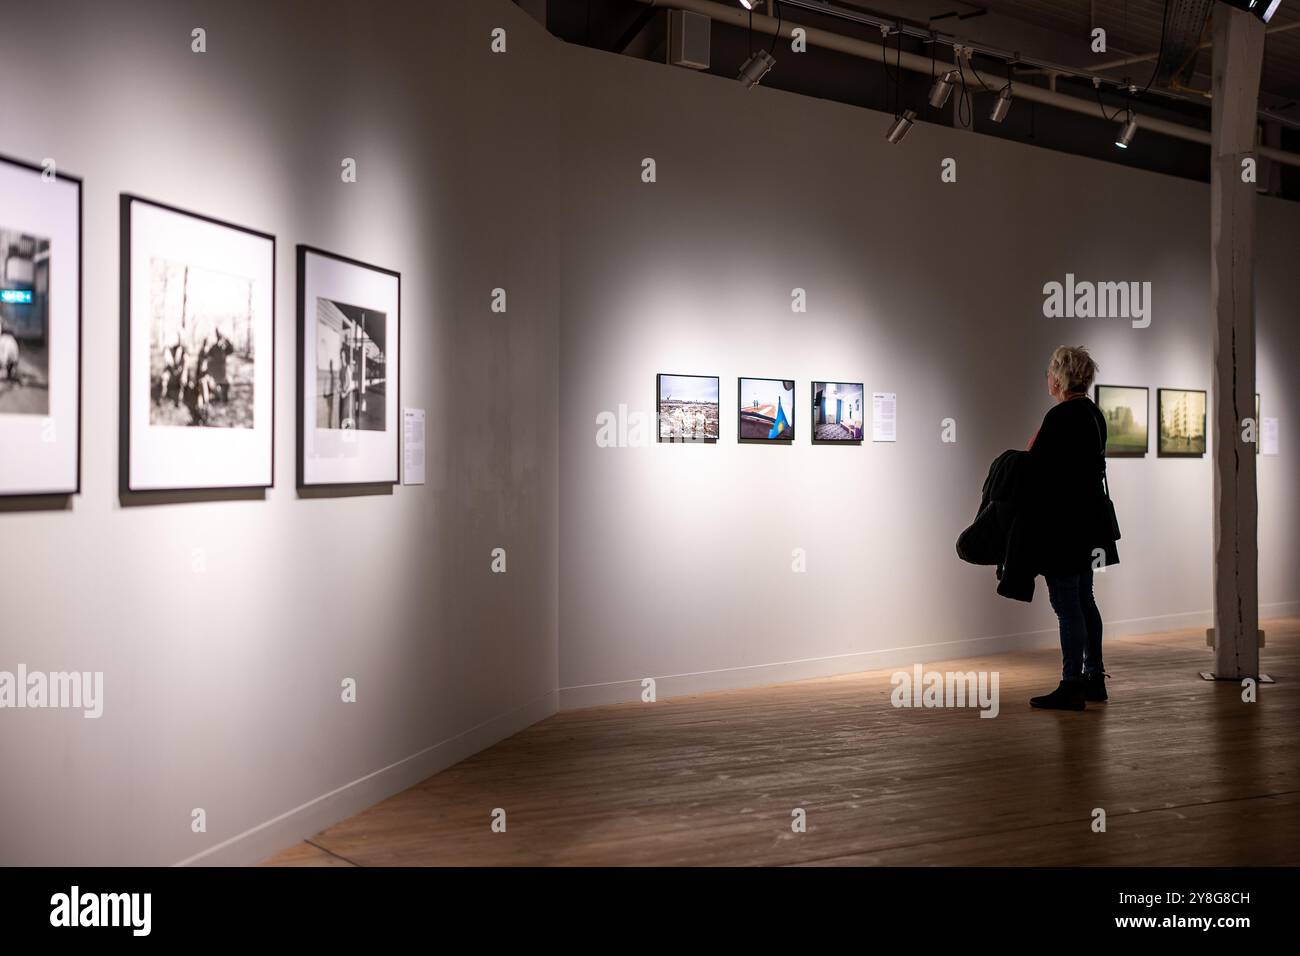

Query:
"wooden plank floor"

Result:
[[264, 618, 1300, 867]]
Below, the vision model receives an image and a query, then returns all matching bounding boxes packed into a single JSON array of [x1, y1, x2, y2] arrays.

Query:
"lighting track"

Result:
[[747, 0, 1298, 126], [632, 0, 1300, 167]]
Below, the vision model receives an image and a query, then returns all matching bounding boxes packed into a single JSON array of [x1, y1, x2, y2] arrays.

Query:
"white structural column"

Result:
[[1209, 5, 1264, 679]]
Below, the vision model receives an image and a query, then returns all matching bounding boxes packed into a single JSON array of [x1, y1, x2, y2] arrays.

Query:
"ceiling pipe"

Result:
[[781, 0, 1300, 131], [1085, 16, 1300, 74], [630, 0, 1300, 168], [748, 0, 1205, 110]]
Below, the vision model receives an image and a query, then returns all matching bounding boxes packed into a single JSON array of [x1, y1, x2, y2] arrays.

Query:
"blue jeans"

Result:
[[1045, 569, 1104, 681]]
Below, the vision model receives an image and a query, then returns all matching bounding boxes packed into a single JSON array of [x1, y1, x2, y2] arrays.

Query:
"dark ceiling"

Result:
[[539, 0, 1300, 199], [838, 0, 1300, 107]]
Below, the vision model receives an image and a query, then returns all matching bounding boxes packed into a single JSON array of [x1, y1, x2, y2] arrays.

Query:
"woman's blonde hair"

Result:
[[1048, 345, 1098, 396]]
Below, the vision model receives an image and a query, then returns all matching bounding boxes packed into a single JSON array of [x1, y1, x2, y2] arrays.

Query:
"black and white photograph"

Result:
[[0, 227, 51, 417], [0, 156, 80, 497], [122, 195, 275, 492], [298, 245, 400, 486], [148, 257, 256, 428], [315, 297, 388, 432]]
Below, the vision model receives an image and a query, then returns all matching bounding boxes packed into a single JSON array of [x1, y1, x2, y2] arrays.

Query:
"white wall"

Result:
[[554, 41, 1300, 706], [0, 0, 559, 865]]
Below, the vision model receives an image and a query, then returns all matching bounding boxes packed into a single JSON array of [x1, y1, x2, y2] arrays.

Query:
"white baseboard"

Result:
[[175, 689, 558, 867], [1262, 600, 1300, 619], [559, 604, 1299, 710]]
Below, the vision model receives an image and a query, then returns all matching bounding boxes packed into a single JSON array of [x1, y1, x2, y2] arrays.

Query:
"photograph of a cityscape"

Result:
[[657, 373, 719, 442]]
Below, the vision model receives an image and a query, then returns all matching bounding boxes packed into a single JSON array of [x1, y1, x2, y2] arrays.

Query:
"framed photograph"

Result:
[[1157, 388, 1207, 458], [812, 381, 864, 442], [121, 195, 275, 491], [0, 155, 81, 496], [1094, 385, 1148, 457], [657, 373, 719, 443], [297, 246, 400, 486], [738, 377, 795, 442]]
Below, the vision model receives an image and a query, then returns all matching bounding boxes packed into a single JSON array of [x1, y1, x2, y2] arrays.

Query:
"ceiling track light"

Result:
[[1115, 112, 1139, 149], [739, 0, 761, 9], [928, 70, 958, 109], [989, 84, 1013, 123], [885, 108, 918, 144], [737, 49, 776, 88]]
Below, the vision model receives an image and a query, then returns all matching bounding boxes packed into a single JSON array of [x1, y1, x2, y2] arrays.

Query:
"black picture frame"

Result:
[[1094, 384, 1149, 458], [1256, 392, 1261, 456], [296, 244, 402, 487], [738, 376, 796, 444], [811, 380, 865, 444], [120, 193, 276, 494], [1156, 387, 1208, 459], [0, 153, 82, 498], [656, 372, 720, 444]]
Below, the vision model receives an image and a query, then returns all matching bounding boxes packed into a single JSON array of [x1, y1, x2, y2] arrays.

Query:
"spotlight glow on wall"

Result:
[[928, 70, 958, 109], [885, 109, 918, 144], [737, 49, 776, 88], [1115, 113, 1139, 149], [990, 85, 1013, 123]]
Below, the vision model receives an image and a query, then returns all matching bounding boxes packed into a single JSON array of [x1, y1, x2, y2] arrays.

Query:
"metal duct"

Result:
[[1155, 0, 1216, 89]]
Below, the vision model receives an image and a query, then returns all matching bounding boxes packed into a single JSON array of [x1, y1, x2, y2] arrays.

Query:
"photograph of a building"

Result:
[[316, 297, 388, 432], [1158, 388, 1208, 457]]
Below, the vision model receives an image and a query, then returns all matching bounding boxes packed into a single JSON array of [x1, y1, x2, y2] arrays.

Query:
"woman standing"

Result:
[[1027, 346, 1119, 711]]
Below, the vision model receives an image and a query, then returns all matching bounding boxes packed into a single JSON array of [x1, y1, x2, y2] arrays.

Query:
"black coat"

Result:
[[958, 397, 1120, 602], [1028, 396, 1120, 576], [956, 449, 1041, 601]]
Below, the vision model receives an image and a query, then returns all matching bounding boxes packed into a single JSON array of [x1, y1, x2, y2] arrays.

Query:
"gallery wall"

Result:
[[553, 38, 1300, 706], [0, 0, 559, 865]]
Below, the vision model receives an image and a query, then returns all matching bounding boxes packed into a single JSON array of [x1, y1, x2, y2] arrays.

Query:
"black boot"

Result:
[[1030, 680, 1086, 711], [1083, 673, 1108, 702]]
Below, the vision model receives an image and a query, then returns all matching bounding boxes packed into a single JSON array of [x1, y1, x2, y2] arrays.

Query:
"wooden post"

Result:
[[1209, 6, 1264, 680]]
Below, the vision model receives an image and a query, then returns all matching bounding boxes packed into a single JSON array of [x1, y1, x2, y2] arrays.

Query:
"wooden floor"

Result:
[[264, 618, 1300, 867]]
